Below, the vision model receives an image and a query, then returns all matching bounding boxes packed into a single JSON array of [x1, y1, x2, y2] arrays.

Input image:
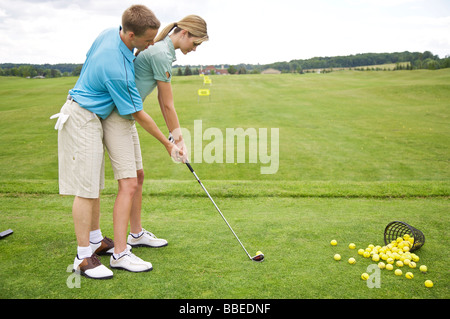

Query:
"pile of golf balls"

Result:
[[330, 236, 434, 288]]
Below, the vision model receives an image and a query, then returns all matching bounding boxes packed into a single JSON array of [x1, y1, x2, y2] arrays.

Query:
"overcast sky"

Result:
[[1, 0, 449, 66]]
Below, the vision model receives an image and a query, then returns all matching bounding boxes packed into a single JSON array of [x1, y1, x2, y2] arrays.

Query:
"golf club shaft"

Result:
[[185, 162, 252, 260]]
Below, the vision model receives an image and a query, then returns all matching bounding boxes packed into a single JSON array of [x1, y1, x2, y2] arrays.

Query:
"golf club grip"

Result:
[[186, 161, 195, 173]]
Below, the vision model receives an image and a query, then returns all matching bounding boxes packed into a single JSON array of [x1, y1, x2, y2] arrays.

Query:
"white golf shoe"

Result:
[[110, 250, 153, 273], [127, 228, 168, 248], [73, 254, 113, 280]]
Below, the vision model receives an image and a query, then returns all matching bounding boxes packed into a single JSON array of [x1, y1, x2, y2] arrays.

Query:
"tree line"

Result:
[[0, 63, 82, 78], [1, 51, 449, 78], [260, 51, 450, 73]]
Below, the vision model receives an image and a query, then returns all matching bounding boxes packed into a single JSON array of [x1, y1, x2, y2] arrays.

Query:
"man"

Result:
[[52, 5, 183, 279]]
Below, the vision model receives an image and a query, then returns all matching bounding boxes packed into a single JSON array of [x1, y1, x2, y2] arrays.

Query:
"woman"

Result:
[[101, 15, 208, 270]]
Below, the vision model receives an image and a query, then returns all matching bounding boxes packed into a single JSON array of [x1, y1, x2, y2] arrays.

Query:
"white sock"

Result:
[[77, 246, 92, 260], [113, 248, 130, 260], [130, 228, 144, 238], [89, 229, 103, 244]]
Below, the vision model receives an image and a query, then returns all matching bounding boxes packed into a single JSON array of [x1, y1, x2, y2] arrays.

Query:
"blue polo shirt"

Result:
[[69, 27, 143, 119]]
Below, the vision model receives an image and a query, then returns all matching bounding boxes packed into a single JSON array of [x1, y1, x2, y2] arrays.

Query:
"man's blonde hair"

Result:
[[122, 5, 160, 36], [154, 15, 208, 45]]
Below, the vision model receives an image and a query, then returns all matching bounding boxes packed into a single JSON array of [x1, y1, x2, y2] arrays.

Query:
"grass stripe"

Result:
[[1, 179, 448, 198]]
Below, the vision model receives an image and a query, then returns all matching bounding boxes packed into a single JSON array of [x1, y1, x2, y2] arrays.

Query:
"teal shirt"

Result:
[[118, 36, 176, 119], [69, 27, 143, 119], [135, 36, 176, 100]]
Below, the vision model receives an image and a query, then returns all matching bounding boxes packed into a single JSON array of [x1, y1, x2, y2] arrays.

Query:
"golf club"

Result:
[[0, 229, 13, 239], [185, 161, 264, 262], [169, 133, 263, 261]]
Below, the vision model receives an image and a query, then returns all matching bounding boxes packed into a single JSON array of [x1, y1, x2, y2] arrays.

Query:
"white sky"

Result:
[[0, 0, 449, 66]]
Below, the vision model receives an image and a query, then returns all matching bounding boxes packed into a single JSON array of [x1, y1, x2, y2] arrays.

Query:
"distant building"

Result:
[[199, 65, 229, 75], [261, 68, 281, 74]]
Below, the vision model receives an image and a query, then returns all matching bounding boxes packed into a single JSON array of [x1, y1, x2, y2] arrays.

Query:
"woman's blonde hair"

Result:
[[154, 15, 208, 45]]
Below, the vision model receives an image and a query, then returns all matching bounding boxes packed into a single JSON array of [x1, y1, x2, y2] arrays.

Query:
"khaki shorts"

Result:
[[101, 110, 143, 180], [58, 98, 105, 198]]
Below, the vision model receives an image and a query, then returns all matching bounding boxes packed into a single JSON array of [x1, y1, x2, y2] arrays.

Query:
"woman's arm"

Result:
[[157, 80, 184, 143]]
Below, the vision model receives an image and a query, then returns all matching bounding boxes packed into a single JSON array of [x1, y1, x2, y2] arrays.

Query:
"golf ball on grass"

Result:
[[349, 243, 356, 249], [386, 264, 394, 271], [361, 273, 369, 281], [348, 257, 356, 264], [330, 240, 337, 246], [419, 265, 428, 273], [334, 254, 341, 261], [405, 272, 414, 279], [395, 269, 403, 276], [378, 262, 386, 269], [424, 280, 433, 288]]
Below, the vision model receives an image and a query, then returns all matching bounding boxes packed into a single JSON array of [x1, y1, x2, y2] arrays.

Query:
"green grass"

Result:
[[0, 70, 449, 300]]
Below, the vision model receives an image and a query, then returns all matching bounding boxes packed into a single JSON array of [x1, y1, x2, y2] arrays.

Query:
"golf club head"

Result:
[[251, 253, 265, 262]]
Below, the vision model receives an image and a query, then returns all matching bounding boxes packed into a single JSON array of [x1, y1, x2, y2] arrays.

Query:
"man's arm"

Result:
[[132, 110, 185, 161]]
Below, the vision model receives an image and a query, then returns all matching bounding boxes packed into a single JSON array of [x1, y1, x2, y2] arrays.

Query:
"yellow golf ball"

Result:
[[405, 272, 414, 279], [348, 257, 356, 265], [256, 251, 263, 255], [361, 273, 369, 280], [395, 269, 402, 276], [378, 262, 386, 269], [358, 249, 364, 255], [396, 260, 404, 267], [408, 261, 417, 268], [386, 264, 394, 271], [419, 265, 428, 273], [387, 257, 394, 264], [424, 280, 433, 288], [363, 251, 371, 258], [334, 254, 341, 261], [372, 254, 380, 262], [349, 243, 356, 249], [330, 240, 337, 246]]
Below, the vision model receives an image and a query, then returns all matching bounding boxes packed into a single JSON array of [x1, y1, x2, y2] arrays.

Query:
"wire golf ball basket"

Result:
[[384, 221, 425, 252]]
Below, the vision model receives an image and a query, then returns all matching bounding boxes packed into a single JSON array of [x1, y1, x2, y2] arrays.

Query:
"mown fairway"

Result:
[[0, 70, 449, 300]]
